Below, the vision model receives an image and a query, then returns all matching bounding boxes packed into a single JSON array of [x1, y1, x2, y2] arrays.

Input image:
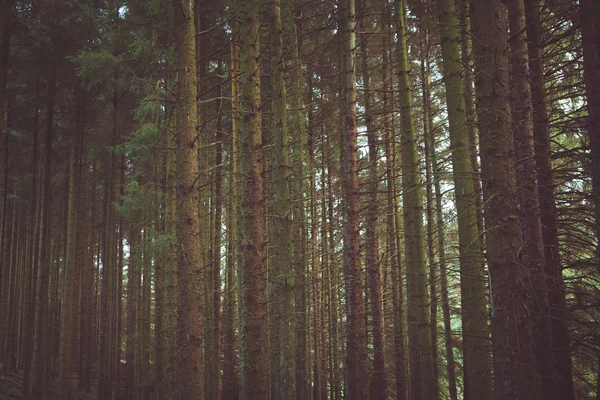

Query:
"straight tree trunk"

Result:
[[238, 0, 268, 397], [31, 65, 56, 399], [394, 1, 435, 398], [22, 79, 40, 399], [579, 0, 600, 337], [56, 106, 82, 400], [125, 219, 140, 400], [431, 107, 458, 400], [290, 4, 309, 397], [381, 8, 406, 398], [173, 0, 204, 398], [508, 1, 557, 398], [341, 0, 367, 397], [270, 0, 296, 397], [0, 1, 11, 363], [524, 2, 575, 397], [435, 1, 493, 398], [471, 2, 539, 398], [223, 22, 241, 399], [360, 27, 386, 399]]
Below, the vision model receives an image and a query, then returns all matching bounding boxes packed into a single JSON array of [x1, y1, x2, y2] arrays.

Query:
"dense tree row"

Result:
[[0, 0, 599, 399]]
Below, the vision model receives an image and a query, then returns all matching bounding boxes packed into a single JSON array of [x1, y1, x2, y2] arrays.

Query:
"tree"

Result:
[[395, 1, 435, 398], [237, 0, 268, 397], [341, 0, 367, 397], [173, 0, 204, 398], [471, 1, 538, 398], [435, 0, 493, 397]]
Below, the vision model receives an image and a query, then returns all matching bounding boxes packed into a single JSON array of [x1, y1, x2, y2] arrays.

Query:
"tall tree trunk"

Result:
[[431, 106, 458, 400], [22, 79, 40, 399], [126, 218, 140, 400], [381, 8, 406, 398], [524, 2, 575, 397], [269, 0, 296, 397], [31, 64, 56, 398], [238, 0, 268, 397], [458, 0, 485, 257], [57, 103, 82, 400], [341, 0, 367, 397], [0, 0, 11, 365], [471, 2, 538, 398], [173, 0, 204, 398], [435, 0, 493, 397], [290, 4, 309, 397], [508, 1, 557, 398], [394, 1, 435, 399], [579, 0, 600, 346], [360, 24, 386, 399], [223, 22, 241, 399]]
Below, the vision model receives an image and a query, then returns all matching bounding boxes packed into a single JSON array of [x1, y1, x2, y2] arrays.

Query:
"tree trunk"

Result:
[[238, 0, 268, 396], [57, 104, 82, 400], [31, 65, 56, 399], [173, 0, 204, 398], [508, 1, 557, 398], [394, 1, 435, 399], [579, 0, 600, 347], [0, 0, 11, 367], [524, 1, 574, 397], [360, 23, 386, 399], [341, 0, 367, 397], [436, 0, 493, 397], [471, 2, 538, 398], [270, 0, 296, 397]]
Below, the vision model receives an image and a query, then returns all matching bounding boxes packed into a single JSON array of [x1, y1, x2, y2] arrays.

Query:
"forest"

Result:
[[0, 0, 599, 399]]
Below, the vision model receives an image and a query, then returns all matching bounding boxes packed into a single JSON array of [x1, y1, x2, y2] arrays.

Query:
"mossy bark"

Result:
[[436, 1, 493, 397], [394, 1, 435, 398]]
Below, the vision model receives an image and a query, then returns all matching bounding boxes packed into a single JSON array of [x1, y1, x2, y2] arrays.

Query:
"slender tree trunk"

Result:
[[0, 0, 11, 367], [22, 79, 40, 399], [31, 64, 56, 398], [471, 2, 538, 398], [238, 0, 268, 397], [395, 1, 435, 398], [126, 218, 140, 400], [341, 0, 367, 397], [381, 8, 406, 398], [223, 23, 241, 399], [436, 1, 493, 397], [508, 1, 557, 398], [458, 0, 485, 257], [57, 131, 81, 400], [579, 0, 600, 336], [360, 26, 386, 399], [524, 2, 575, 397], [269, 0, 296, 397], [57, 103, 82, 400], [173, 0, 203, 398], [290, 4, 309, 397], [431, 108, 458, 400]]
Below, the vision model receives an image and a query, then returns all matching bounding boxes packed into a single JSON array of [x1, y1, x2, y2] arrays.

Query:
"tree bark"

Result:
[[174, 0, 204, 398], [270, 0, 296, 396], [508, 1, 557, 398], [341, 0, 367, 397], [57, 102, 82, 400], [238, 0, 268, 397], [395, 1, 435, 399], [524, 1, 574, 398], [436, 1, 493, 398], [471, 1, 538, 398]]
